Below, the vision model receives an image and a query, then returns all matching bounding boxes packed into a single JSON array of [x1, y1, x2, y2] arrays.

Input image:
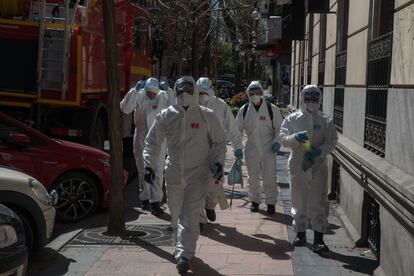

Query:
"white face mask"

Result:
[[177, 93, 195, 107], [305, 102, 319, 113], [199, 94, 210, 106], [250, 95, 261, 106]]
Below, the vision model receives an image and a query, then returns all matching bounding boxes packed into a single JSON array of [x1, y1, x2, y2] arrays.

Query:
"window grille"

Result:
[[364, 31, 393, 157], [334, 51, 346, 133], [328, 160, 340, 201]]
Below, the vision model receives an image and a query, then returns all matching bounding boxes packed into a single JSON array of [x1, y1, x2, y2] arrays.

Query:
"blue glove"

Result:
[[304, 146, 321, 161], [135, 80, 145, 91], [294, 131, 309, 143], [271, 142, 281, 153], [234, 149, 243, 160], [144, 167, 155, 184], [210, 162, 224, 179]]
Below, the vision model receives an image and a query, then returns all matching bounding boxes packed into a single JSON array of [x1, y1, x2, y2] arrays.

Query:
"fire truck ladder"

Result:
[[35, 0, 74, 99]]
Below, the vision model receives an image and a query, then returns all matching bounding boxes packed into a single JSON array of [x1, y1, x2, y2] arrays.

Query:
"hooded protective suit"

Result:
[[160, 80, 176, 106], [236, 81, 284, 205], [143, 76, 227, 260], [196, 77, 243, 222], [120, 77, 169, 204], [279, 85, 337, 233]]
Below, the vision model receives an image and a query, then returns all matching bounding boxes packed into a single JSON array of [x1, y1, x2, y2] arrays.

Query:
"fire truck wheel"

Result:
[[52, 171, 99, 222], [91, 119, 105, 150]]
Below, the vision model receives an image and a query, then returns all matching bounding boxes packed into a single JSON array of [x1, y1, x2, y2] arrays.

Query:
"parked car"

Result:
[[0, 167, 56, 252], [0, 112, 127, 222], [0, 203, 28, 275]]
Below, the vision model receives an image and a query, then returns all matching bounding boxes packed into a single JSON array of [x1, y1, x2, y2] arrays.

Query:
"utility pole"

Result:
[[102, 0, 125, 236]]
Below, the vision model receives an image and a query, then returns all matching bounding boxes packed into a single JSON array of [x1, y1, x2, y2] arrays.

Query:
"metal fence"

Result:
[[334, 51, 347, 133], [367, 195, 381, 257], [364, 32, 392, 157], [328, 160, 341, 201]]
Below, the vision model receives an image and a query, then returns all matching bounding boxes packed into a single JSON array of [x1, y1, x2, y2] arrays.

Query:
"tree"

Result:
[[102, 0, 125, 236]]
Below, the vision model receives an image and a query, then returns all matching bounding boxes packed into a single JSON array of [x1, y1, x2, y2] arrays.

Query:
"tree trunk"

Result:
[[102, 0, 125, 236], [191, 20, 199, 78]]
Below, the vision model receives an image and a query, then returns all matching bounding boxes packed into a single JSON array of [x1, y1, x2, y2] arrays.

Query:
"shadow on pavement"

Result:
[[259, 211, 293, 226], [319, 250, 379, 274], [124, 236, 224, 276], [188, 257, 225, 276], [203, 224, 292, 260], [27, 248, 74, 276]]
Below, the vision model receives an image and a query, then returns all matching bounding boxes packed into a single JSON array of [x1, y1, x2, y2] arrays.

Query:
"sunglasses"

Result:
[[175, 81, 194, 95], [248, 87, 262, 96]]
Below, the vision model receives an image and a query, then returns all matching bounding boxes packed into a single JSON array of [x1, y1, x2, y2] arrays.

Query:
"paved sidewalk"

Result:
[[27, 145, 378, 276]]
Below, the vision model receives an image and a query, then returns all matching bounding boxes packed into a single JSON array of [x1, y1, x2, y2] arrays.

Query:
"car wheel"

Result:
[[12, 209, 35, 252], [52, 171, 99, 222]]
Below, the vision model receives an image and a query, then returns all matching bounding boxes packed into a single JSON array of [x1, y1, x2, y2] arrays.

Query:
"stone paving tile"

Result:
[[215, 262, 261, 275], [259, 262, 294, 275], [100, 248, 174, 263]]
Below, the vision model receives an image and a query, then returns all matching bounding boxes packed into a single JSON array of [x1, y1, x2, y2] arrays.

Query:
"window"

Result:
[[364, 0, 395, 157], [307, 14, 314, 84], [336, 0, 349, 52]]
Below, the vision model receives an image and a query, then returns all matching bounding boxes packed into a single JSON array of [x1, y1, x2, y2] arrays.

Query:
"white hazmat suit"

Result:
[[279, 85, 337, 234], [143, 76, 227, 263], [197, 77, 243, 223], [236, 81, 283, 207], [120, 78, 169, 205]]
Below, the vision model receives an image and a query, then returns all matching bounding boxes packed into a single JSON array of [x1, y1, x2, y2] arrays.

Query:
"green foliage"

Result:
[[217, 42, 236, 76]]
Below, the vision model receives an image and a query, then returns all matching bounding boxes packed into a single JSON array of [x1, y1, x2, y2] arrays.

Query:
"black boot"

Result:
[[312, 231, 329, 253], [267, 204, 275, 214], [142, 199, 151, 211], [291, 231, 306, 246], [151, 202, 164, 216], [250, 202, 259, 212], [176, 257, 190, 274], [205, 208, 216, 222]]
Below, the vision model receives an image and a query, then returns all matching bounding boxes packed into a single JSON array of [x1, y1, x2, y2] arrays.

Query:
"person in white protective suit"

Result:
[[160, 80, 176, 106], [279, 85, 337, 253], [143, 76, 227, 274], [235, 81, 284, 214], [120, 77, 169, 216], [196, 77, 243, 225]]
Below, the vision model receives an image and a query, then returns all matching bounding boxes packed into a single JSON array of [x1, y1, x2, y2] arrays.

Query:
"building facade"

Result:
[[290, 1, 414, 275]]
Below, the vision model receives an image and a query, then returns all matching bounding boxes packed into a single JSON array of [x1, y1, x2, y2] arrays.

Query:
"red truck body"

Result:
[[0, 0, 151, 148]]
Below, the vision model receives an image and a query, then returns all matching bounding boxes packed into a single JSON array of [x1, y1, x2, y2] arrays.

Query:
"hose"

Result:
[[0, 0, 24, 18]]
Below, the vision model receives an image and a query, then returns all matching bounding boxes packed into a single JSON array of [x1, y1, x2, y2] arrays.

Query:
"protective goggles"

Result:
[[303, 90, 320, 103], [175, 81, 194, 95], [248, 87, 263, 96]]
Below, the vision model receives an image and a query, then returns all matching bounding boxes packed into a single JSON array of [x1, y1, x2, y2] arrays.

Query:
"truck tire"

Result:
[[90, 118, 105, 150]]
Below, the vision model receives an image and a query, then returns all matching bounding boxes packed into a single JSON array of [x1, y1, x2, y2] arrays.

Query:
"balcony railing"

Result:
[[364, 32, 392, 157], [334, 51, 347, 132]]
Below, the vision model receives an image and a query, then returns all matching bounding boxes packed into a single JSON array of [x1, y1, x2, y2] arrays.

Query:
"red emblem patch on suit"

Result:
[[260, 116, 266, 121], [191, 123, 199, 128]]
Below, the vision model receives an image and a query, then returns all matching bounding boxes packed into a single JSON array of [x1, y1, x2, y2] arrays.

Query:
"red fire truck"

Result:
[[0, 0, 151, 149]]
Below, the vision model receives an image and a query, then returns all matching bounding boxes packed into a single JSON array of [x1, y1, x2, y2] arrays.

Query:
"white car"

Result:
[[0, 167, 57, 252]]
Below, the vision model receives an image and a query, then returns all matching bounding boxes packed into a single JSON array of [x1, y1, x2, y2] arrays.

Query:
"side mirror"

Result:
[[8, 133, 31, 146]]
